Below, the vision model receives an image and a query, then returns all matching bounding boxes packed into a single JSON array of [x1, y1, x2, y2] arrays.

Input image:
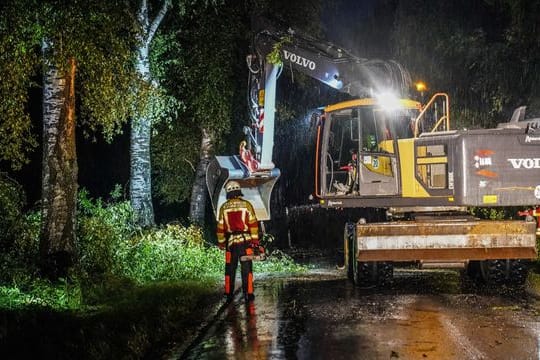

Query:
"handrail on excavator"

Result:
[[414, 93, 450, 137]]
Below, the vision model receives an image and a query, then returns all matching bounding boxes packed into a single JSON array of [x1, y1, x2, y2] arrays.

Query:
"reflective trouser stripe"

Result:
[[225, 275, 231, 294], [225, 243, 253, 297], [247, 273, 253, 294]]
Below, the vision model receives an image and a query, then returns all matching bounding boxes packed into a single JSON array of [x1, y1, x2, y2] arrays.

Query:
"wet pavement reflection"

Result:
[[179, 266, 540, 359]]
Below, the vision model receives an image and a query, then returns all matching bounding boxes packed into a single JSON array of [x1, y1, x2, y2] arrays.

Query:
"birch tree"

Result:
[[151, 2, 244, 226], [129, 0, 219, 227], [130, 0, 171, 227], [1, 0, 139, 278]]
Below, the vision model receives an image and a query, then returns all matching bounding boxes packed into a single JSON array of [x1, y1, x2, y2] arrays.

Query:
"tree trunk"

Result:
[[40, 54, 78, 279], [189, 128, 214, 226], [130, 114, 155, 227], [129, 0, 169, 227]]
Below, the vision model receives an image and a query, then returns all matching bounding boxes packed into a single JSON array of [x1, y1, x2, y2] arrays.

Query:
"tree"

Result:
[[153, 0, 325, 227], [151, 2, 245, 226], [0, 0, 139, 278], [392, 0, 540, 127], [0, 1, 40, 169], [129, 0, 220, 227], [130, 0, 171, 228]]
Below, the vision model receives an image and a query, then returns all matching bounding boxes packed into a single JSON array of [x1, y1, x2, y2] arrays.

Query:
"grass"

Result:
[[0, 278, 223, 359], [528, 272, 540, 295]]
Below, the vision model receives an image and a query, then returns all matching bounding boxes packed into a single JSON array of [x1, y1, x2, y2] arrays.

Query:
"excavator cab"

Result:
[[317, 98, 424, 203]]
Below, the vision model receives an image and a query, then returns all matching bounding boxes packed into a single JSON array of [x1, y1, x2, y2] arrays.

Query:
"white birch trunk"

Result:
[[129, 0, 170, 227], [40, 41, 78, 278]]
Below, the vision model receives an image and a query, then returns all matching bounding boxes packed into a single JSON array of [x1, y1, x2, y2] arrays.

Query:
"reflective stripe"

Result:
[[228, 233, 251, 246], [226, 251, 231, 264], [225, 275, 231, 294], [247, 272, 253, 294]]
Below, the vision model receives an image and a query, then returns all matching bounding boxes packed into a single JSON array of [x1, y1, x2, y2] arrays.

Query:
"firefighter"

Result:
[[217, 181, 260, 303]]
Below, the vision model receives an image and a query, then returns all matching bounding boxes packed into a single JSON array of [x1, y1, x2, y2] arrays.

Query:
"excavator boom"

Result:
[[207, 28, 411, 219]]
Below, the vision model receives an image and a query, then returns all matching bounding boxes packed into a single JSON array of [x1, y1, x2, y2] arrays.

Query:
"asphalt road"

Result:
[[177, 265, 540, 360]]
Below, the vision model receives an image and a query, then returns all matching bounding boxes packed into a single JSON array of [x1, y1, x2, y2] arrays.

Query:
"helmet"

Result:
[[225, 181, 242, 194]]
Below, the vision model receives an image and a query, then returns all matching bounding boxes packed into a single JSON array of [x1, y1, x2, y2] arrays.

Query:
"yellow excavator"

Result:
[[207, 28, 540, 286]]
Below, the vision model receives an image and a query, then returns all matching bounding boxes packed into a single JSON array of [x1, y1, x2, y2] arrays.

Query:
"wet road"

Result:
[[178, 265, 540, 359]]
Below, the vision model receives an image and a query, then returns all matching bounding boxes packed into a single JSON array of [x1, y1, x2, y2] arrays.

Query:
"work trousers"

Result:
[[224, 242, 254, 297]]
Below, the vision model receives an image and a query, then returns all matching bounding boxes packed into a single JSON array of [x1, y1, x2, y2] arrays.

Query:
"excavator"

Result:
[[206, 28, 540, 286]]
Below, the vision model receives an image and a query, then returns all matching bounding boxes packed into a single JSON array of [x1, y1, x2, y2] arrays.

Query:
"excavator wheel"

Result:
[[479, 260, 507, 285], [353, 261, 376, 287], [465, 260, 481, 281], [507, 259, 529, 286], [377, 262, 394, 285], [353, 261, 394, 287], [478, 259, 529, 287]]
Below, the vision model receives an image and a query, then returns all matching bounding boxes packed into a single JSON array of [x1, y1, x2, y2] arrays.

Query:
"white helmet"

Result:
[[225, 181, 242, 194]]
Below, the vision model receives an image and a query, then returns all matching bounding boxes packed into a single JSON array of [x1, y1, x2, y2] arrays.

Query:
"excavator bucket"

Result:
[[206, 155, 281, 221]]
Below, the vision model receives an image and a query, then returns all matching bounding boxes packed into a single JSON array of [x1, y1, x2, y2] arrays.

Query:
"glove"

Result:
[[218, 242, 225, 250], [251, 239, 260, 248]]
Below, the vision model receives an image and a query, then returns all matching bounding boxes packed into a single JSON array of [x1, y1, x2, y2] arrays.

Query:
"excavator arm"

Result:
[[247, 29, 411, 170], [207, 28, 412, 220]]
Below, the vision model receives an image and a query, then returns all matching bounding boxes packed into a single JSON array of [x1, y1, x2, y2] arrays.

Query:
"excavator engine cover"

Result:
[[206, 155, 280, 221]]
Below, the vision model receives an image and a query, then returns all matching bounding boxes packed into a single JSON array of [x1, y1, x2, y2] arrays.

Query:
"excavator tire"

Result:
[[507, 259, 529, 286], [465, 260, 481, 281], [353, 261, 375, 287], [479, 260, 507, 285], [478, 259, 529, 287], [377, 262, 394, 285], [347, 222, 393, 287], [353, 260, 394, 287]]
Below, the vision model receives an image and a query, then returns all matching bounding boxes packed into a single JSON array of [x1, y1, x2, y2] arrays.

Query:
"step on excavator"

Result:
[[206, 27, 540, 286]]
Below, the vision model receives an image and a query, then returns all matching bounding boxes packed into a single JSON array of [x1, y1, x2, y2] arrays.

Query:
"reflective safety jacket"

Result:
[[217, 197, 259, 248]]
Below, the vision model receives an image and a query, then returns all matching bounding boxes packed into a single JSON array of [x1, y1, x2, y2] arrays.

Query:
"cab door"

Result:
[[357, 108, 400, 196]]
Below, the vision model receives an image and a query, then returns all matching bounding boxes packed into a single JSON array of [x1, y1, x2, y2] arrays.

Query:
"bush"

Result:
[[114, 224, 223, 283], [77, 187, 137, 278], [0, 173, 26, 252], [0, 174, 40, 285], [0, 186, 306, 311]]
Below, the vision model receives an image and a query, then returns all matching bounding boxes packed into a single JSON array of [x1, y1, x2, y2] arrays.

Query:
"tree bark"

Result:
[[130, 114, 155, 227], [40, 53, 78, 279], [129, 0, 170, 227], [189, 128, 214, 226]]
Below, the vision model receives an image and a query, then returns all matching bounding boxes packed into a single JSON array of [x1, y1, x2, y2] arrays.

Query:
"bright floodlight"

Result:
[[415, 81, 427, 92], [376, 91, 401, 111]]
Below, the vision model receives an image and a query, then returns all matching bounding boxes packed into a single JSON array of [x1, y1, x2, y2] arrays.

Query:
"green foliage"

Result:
[[0, 174, 26, 251], [1, 185, 305, 312], [114, 224, 224, 283], [0, 0, 40, 169], [0, 278, 81, 310], [151, 3, 246, 203], [0, 175, 40, 284], [0, 0, 143, 163], [151, 122, 201, 204], [77, 187, 137, 278], [255, 249, 307, 273], [469, 206, 518, 220], [266, 35, 292, 65], [50, 0, 143, 140], [393, 0, 540, 126]]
